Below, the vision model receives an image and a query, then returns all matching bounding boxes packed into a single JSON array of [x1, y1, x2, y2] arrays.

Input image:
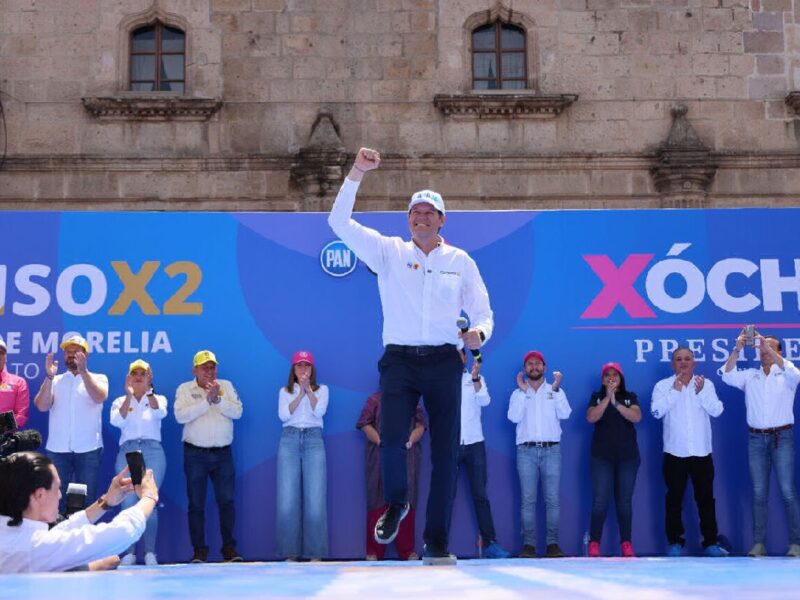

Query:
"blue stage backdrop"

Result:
[[5, 208, 800, 561]]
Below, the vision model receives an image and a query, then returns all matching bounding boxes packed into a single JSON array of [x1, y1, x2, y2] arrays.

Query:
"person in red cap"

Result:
[[585, 362, 642, 557], [34, 334, 109, 515], [275, 350, 329, 561], [508, 350, 571, 558]]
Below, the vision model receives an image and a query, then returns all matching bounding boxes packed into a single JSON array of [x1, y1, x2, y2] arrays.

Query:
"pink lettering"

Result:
[[581, 254, 656, 319]]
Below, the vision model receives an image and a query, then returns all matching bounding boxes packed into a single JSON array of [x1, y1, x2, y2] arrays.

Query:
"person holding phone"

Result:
[[507, 350, 571, 558], [586, 362, 642, 558], [721, 328, 800, 557], [276, 351, 329, 561], [110, 358, 167, 566], [0, 451, 159, 573]]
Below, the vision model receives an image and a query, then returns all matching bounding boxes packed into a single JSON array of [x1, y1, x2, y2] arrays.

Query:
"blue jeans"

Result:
[[590, 455, 640, 543], [183, 443, 236, 552], [115, 439, 166, 555], [748, 428, 800, 544], [46, 447, 103, 516], [379, 346, 462, 551], [457, 441, 497, 543], [275, 426, 328, 559], [517, 444, 561, 546]]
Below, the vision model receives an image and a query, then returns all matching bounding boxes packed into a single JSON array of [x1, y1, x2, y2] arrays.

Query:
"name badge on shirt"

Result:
[[192, 393, 203, 400], [547, 392, 554, 400]]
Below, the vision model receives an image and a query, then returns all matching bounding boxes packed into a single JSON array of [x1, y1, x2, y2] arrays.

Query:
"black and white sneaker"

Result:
[[374, 503, 409, 545]]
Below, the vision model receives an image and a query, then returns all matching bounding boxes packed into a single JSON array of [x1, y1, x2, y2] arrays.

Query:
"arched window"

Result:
[[471, 22, 526, 90], [130, 22, 185, 93]]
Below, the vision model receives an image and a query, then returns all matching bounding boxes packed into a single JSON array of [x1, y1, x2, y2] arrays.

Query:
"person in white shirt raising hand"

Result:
[[651, 347, 726, 557]]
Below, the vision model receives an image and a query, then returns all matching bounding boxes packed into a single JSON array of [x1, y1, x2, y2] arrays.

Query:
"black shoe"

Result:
[[222, 546, 243, 562], [422, 544, 457, 566], [519, 544, 537, 558], [190, 548, 208, 563], [546, 543, 566, 558], [374, 503, 409, 545]]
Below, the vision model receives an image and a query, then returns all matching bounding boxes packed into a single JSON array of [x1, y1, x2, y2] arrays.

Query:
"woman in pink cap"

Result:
[[275, 351, 329, 561], [585, 362, 642, 558]]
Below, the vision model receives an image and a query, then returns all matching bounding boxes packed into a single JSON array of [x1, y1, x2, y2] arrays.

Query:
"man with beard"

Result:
[[34, 334, 109, 514], [507, 350, 571, 558], [722, 329, 800, 557], [651, 347, 727, 557]]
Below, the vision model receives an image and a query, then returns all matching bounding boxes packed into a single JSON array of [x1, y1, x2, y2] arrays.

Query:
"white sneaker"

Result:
[[144, 552, 158, 566], [747, 543, 767, 557], [120, 553, 136, 566]]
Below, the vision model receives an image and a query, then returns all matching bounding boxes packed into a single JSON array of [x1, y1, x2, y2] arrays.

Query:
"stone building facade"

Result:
[[1, 0, 799, 212]]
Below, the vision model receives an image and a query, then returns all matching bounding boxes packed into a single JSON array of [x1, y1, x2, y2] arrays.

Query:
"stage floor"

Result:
[[4, 557, 800, 599]]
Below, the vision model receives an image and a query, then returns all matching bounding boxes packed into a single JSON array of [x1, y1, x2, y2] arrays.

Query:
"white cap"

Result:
[[408, 190, 445, 215]]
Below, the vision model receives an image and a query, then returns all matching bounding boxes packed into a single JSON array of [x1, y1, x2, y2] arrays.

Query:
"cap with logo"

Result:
[[60, 334, 89, 353], [522, 350, 546, 366], [291, 350, 314, 366], [601, 361, 624, 378], [128, 358, 151, 374], [408, 190, 445, 215], [193, 350, 218, 367]]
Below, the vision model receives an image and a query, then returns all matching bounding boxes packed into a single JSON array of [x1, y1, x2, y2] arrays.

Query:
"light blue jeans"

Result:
[[275, 426, 328, 559], [748, 428, 800, 544], [517, 444, 561, 546], [114, 438, 167, 555]]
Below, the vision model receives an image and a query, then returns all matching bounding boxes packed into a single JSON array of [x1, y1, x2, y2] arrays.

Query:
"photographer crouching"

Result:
[[0, 451, 159, 573]]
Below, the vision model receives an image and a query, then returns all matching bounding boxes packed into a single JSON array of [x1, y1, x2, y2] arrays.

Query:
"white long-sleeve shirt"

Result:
[[110, 393, 168, 444], [507, 382, 571, 445], [174, 379, 243, 447], [651, 375, 723, 457], [460, 372, 490, 445], [328, 178, 493, 347], [0, 505, 147, 573], [278, 384, 329, 429], [720, 360, 800, 429]]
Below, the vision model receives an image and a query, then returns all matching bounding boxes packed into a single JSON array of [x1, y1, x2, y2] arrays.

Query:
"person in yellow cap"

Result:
[[33, 334, 109, 514], [110, 359, 168, 566], [174, 350, 243, 563]]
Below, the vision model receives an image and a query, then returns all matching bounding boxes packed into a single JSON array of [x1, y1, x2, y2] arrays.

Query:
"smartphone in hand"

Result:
[[126, 451, 146, 486]]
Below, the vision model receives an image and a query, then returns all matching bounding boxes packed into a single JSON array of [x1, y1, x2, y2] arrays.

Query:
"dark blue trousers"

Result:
[[379, 346, 462, 551]]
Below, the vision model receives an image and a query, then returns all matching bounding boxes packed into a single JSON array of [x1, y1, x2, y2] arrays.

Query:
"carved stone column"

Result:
[[650, 104, 717, 208], [290, 113, 348, 212]]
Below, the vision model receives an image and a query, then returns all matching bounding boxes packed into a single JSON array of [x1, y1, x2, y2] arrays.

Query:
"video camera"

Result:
[[0, 411, 42, 458]]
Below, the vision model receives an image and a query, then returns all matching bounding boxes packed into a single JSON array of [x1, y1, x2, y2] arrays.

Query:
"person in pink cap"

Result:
[[275, 350, 329, 561], [585, 362, 642, 558], [0, 334, 29, 429]]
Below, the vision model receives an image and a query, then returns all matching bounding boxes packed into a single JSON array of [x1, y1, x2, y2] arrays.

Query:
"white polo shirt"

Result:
[[45, 371, 108, 453], [328, 178, 494, 347], [651, 375, 723, 458]]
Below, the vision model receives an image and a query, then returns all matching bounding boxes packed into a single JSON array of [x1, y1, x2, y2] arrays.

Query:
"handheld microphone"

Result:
[[65, 483, 88, 517], [457, 317, 482, 363]]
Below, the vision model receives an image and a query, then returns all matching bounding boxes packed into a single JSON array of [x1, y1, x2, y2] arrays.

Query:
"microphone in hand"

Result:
[[457, 317, 482, 363]]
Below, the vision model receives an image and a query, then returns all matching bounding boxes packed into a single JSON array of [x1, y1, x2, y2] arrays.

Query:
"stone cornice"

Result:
[[81, 96, 223, 121], [433, 93, 578, 119]]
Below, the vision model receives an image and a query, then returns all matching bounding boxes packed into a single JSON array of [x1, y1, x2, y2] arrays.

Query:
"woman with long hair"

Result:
[[110, 358, 168, 566], [585, 362, 642, 558], [275, 351, 329, 561]]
